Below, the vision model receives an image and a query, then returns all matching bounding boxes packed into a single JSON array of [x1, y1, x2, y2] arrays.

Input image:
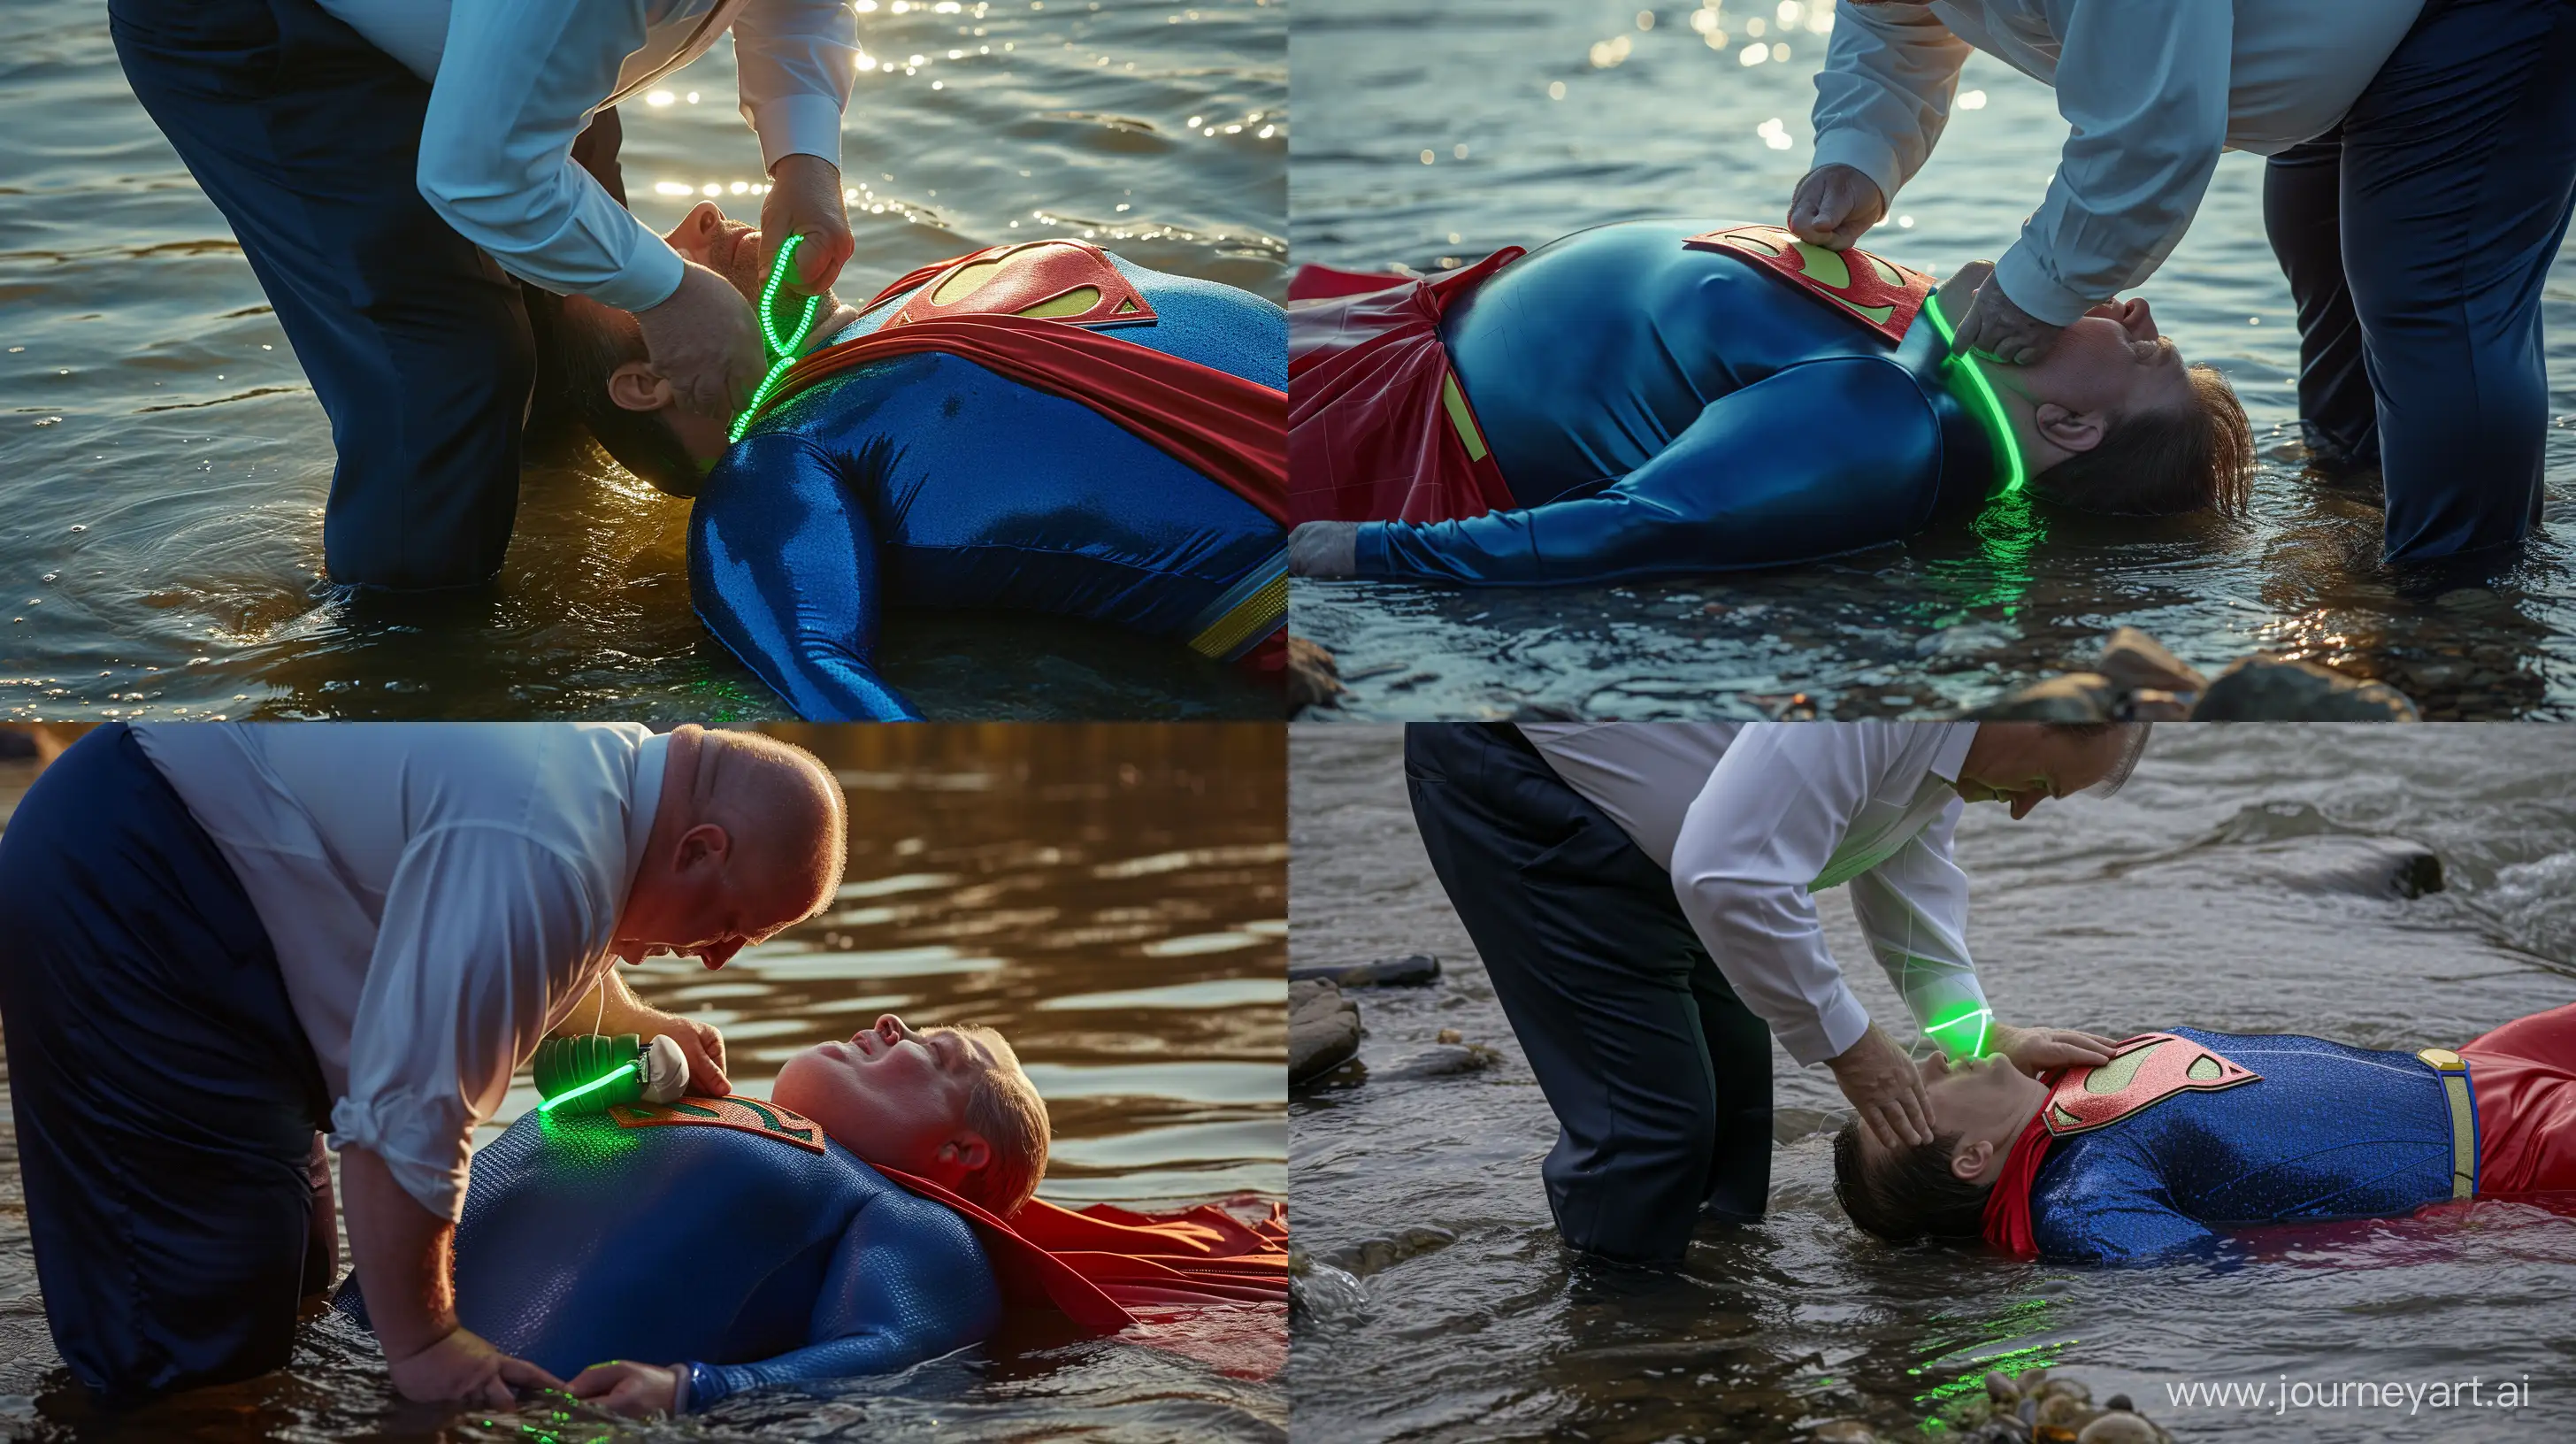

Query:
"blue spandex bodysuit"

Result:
[[2030, 1028, 2458, 1265], [1352, 220, 1999, 585], [339, 1107, 1001, 1410], [692, 253, 1287, 721]]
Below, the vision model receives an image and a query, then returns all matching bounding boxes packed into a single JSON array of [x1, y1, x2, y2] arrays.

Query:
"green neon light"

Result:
[[1922, 1004, 1993, 1060], [728, 232, 823, 444], [1924, 291, 2027, 496], [537, 1058, 640, 1113]]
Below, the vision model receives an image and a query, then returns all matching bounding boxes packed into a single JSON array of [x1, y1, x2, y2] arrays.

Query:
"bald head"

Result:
[[612, 727, 848, 969]]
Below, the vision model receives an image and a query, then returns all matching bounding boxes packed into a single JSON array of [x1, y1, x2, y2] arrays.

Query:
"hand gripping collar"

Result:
[[2040, 1033, 2261, 1139]]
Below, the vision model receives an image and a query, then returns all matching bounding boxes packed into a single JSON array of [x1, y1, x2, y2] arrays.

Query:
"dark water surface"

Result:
[[1288, 0, 2576, 721], [1289, 725, 2576, 1442], [0, 0, 1284, 721], [0, 723, 1288, 1442]]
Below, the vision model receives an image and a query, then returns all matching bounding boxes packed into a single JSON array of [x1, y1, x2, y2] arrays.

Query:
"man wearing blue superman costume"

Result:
[[1284, 222, 2256, 588], [1831, 1003, 2576, 1265], [538, 203, 1288, 722], [338, 1014, 1287, 1416]]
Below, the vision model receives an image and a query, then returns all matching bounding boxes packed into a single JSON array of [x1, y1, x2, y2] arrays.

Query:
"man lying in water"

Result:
[[341, 1014, 1047, 1415], [1285, 221, 2256, 586], [536, 203, 1288, 721], [1831, 1002, 2576, 1265]]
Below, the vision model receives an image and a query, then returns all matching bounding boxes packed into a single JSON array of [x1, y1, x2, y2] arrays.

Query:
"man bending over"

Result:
[[1287, 221, 2254, 587], [1832, 1003, 2576, 1264], [540, 203, 1288, 721]]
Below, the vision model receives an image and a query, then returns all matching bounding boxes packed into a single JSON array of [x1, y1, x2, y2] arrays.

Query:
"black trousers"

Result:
[[1404, 724, 1772, 1264], [109, 0, 625, 591], [2261, 0, 2576, 563], [0, 726, 334, 1401]]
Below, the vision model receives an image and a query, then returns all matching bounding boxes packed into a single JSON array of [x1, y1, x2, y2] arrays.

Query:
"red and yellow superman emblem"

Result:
[[1683, 224, 1934, 344], [2040, 1033, 2262, 1139], [886, 239, 1158, 331], [607, 1094, 828, 1154]]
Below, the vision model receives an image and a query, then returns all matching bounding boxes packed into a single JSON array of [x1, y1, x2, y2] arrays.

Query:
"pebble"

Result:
[[2095, 626, 2205, 695], [1972, 671, 2117, 721], [1289, 979, 1361, 1085]]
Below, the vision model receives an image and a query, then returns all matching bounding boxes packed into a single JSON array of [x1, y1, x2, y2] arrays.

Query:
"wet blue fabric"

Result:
[[0, 725, 335, 1402], [2029, 1028, 2457, 1265], [1404, 723, 1775, 1264], [110, 0, 535, 592], [2261, 0, 2576, 564], [337, 1107, 1000, 1410], [689, 254, 1287, 721], [1352, 220, 1995, 585]]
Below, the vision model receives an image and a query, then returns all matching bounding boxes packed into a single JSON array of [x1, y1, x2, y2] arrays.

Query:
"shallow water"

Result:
[[1287, 0, 2576, 721], [1288, 724, 2576, 1442], [0, 723, 1289, 1442], [0, 0, 1285, 722]]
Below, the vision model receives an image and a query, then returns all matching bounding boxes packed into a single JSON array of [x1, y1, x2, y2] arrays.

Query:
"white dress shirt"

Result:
[[1523, 722, 1986, 1068], [130, 724, 667, 1221], [1811, 0, 2425, 326], [314, 0, 859, 311]]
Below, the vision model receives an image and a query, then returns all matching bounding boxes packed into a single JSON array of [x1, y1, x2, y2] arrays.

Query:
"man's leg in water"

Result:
[[2336, 0, 2576, 565], [2261, 132, 2381, 474], [1404, 725, 1771, 1264], [2462, 1002, 2576, 1198], [0, 727, 335, 1400], [111, 0, 533, 591]]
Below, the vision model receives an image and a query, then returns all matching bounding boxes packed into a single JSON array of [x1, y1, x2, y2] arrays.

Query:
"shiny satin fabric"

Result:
[[2028, 1027, 2458, 1264], [1347, 219, 1995, 586], [2462, 1001, 2576, 1197], [341, 1107, 1004, 1411], [689, 255, 1286, 720]]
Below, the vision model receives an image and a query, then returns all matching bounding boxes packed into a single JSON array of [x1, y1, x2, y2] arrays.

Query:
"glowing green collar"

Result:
[[1923, 290, 2027, 497], [728, 232, 824, 444], [1924, 1001, 1996, 1060]]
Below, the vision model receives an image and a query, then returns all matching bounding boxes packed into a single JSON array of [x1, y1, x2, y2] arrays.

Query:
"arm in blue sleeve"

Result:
[[689, 431, 925, 722], [1353, 358, 1949, 587], [683, 1191, 1001, 1409], [2033, 1148, 2221, 1266]]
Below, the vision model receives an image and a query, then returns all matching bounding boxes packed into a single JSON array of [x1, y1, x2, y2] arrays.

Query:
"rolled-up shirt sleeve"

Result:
[[418, 0, 686, 311], [329, 826, 610, 1221], [1668, 729, 1887, 1066], [1990, 0, 2234, 325], [1845, 803, 1989, 1043], [1808, 2, 1972, 211], [733, 0, 860, 174]]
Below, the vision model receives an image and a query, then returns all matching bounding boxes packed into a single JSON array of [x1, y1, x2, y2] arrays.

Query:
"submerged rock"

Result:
[[1375, 1041, 1503, 1080], [1973, 672, 2119, 721], [1808, 1421, 1878, 1444], [1286, 636, 1344, 713], [2095, 627, 2207, 696], [1316, 1225, 1457, 1279], [2190, 656, 2419, 720], [1288, 953, 1442, 987], [1289, 979, 1361, 1085]]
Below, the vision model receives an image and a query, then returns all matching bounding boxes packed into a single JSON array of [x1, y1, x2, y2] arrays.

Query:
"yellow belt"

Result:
[[2417, 1047, 2479, 1200]]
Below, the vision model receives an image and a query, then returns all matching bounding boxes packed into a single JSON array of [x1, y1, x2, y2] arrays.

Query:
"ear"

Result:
[[673, 820, 732, 872], [939, 1134, 993, 1173], [1951, 1137, 1997, 1183], [607, 361, 675, 415], [2034, 402, 2105, 456]]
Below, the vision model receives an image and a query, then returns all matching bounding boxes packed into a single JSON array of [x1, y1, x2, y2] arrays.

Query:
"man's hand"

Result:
[[1951, 277, 2064, 366], [1987, 1022, 2120, 1076], [1826, 1023, 1935, 1150], [387, 1326, 564, 1408], [1786, 164, 1887, 251], [1288, 521, 1361, 579], [638, 1010, 730, 1096], [760, 153, 855, 296], [567, 1359, 682, 1418], [634, 261, 765, 419]]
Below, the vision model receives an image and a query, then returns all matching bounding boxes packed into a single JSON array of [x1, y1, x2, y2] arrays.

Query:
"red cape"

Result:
[[1981, 1109, 2057, 1260], [743, 273, 1287, 527], [873, 1166, 1290, 1333]]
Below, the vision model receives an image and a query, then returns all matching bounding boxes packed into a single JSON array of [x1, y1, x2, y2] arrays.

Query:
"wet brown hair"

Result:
[[2031, 364, 2254, 518], [1831, 1120, 1993, 1243], [527, 288, 706, 497]]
